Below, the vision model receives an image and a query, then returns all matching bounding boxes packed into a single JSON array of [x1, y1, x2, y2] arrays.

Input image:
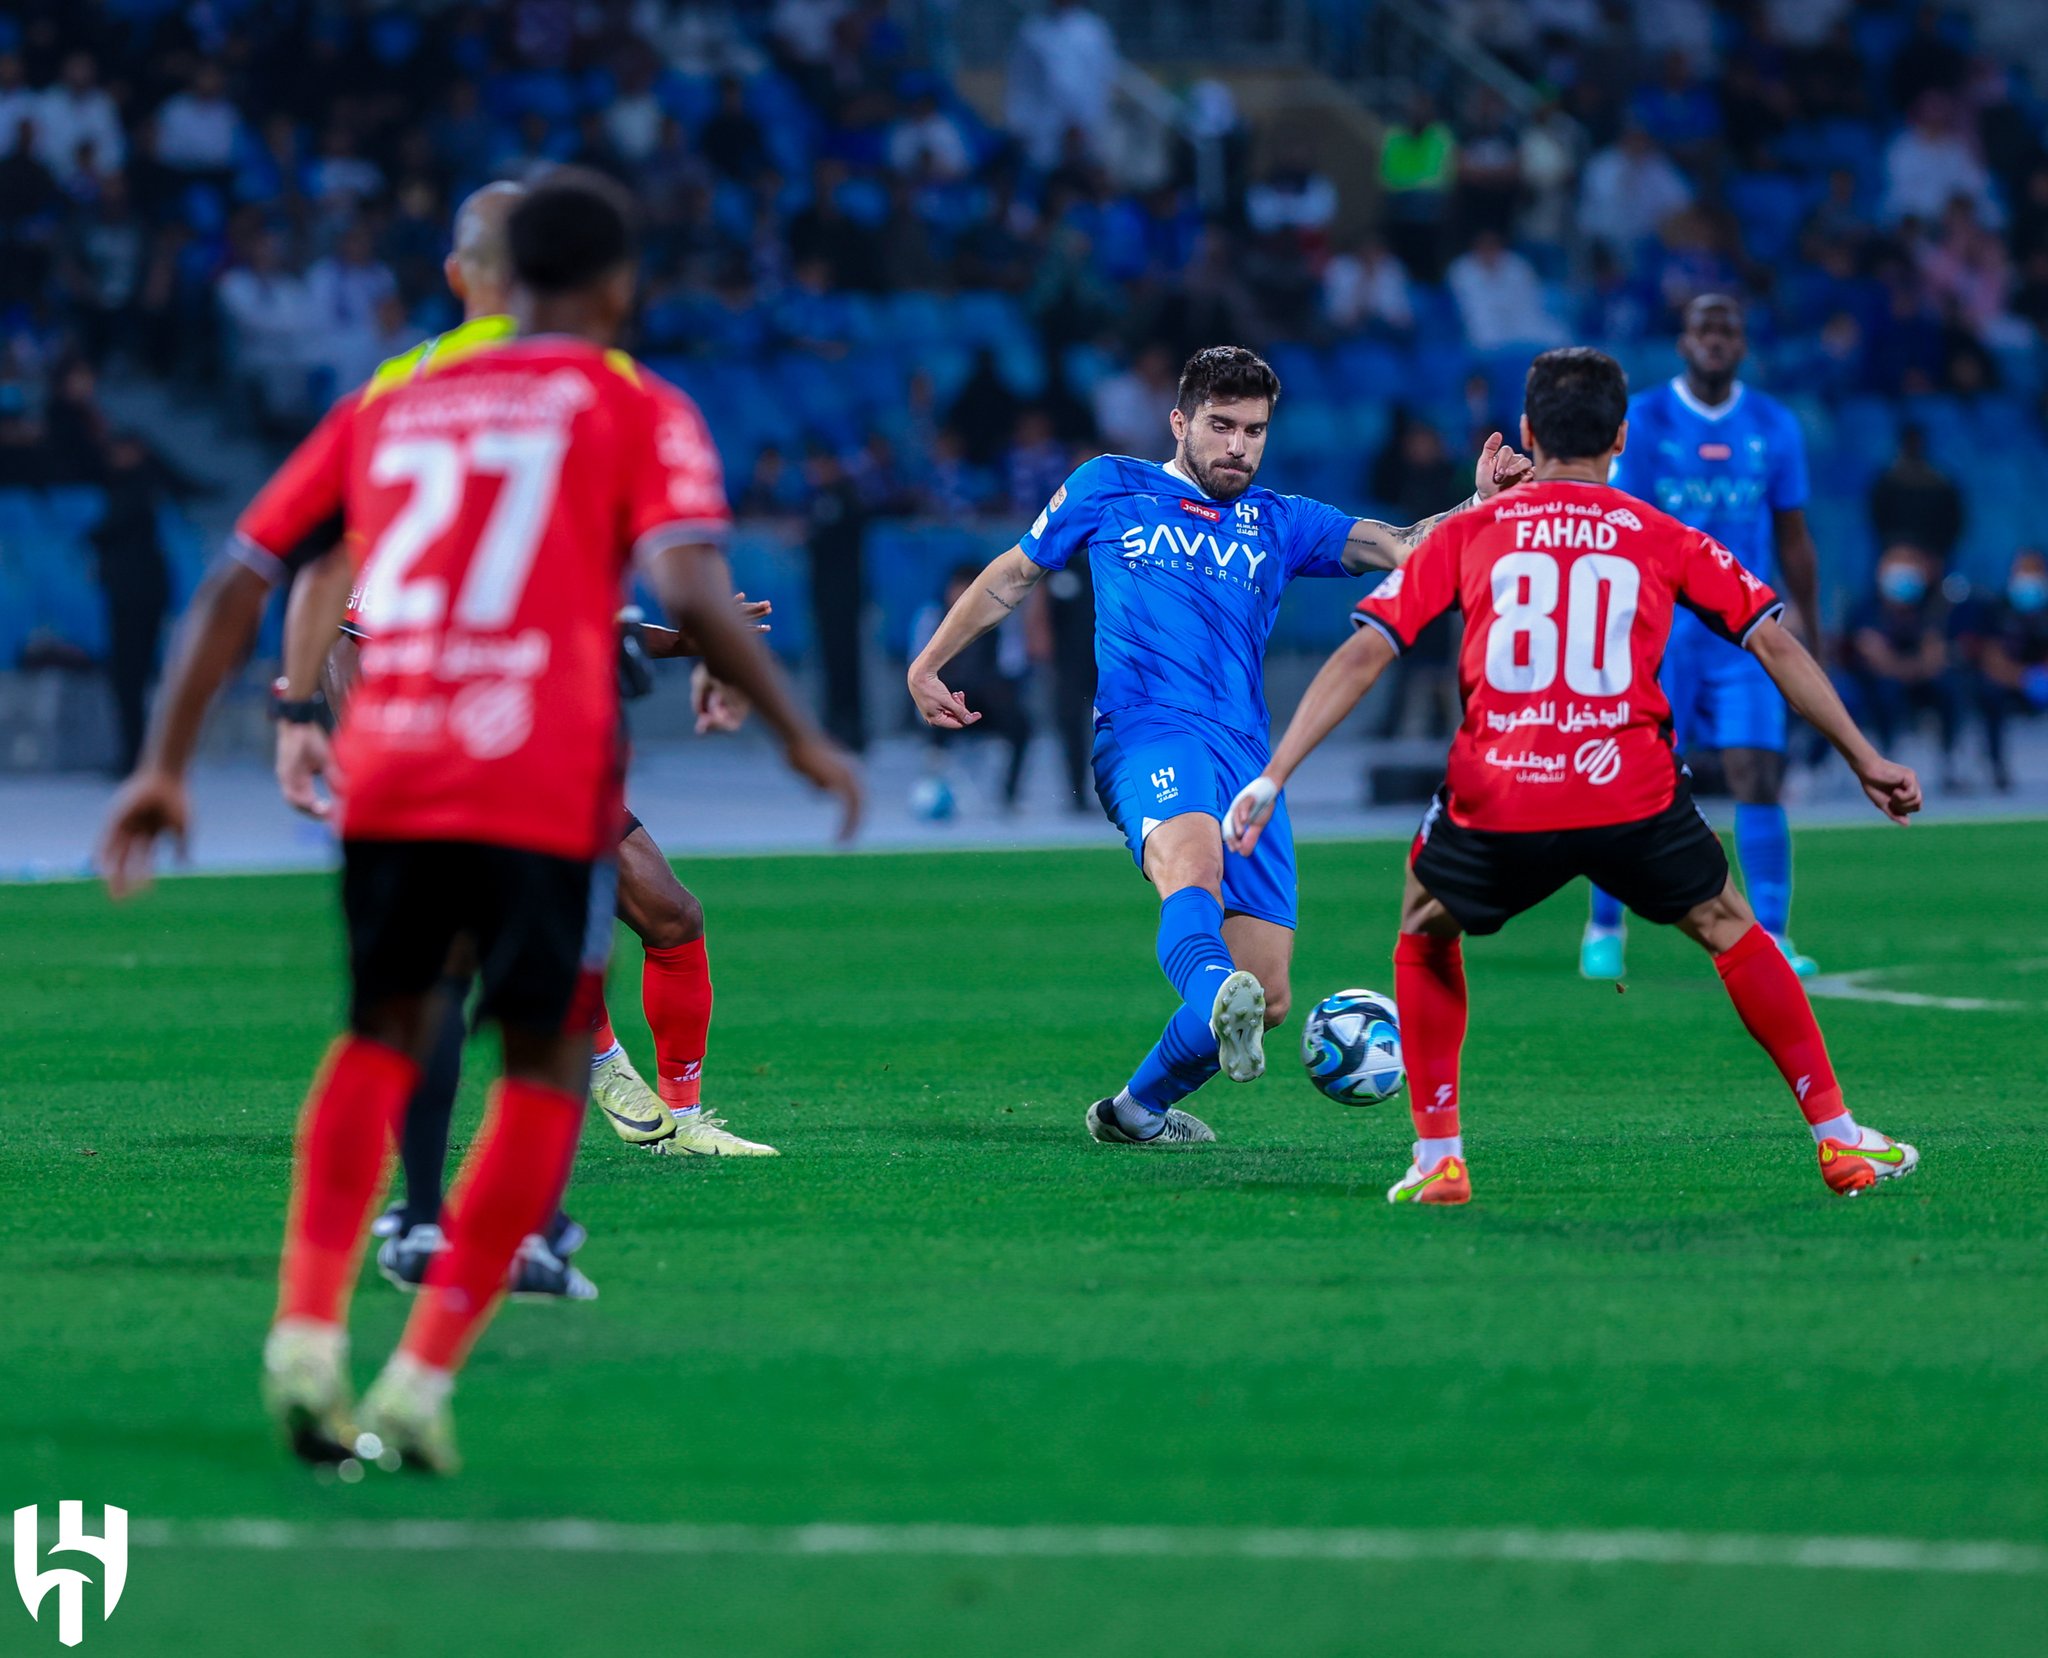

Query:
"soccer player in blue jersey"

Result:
[[1581, 295, 1825, 980], [908, 346, 1530, 1144]]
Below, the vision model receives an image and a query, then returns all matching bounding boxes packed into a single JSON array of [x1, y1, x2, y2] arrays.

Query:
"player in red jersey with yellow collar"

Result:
[[1229, 347, 1921, 1205], [101, 171, 860, 1471]]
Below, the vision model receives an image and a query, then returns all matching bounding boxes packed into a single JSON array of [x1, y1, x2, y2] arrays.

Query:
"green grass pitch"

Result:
[[4, 821, 2046, 1656]]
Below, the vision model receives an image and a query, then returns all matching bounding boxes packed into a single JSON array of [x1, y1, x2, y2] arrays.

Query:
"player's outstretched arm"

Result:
[[1341, 431, 1530, 573], [646, 540, 864, 840], [906, 547, 1044, 728], [98, 556, 274, 893], [1771, 508, 1823, 645], [1226, 626, 1398, 854], [1747, 617, 1922, 824]]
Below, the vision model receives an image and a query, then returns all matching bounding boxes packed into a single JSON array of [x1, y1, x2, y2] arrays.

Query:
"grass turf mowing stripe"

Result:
[[124, 1520, 2048, 1577]]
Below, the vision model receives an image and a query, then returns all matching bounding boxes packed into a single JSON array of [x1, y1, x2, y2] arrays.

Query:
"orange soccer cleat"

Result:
[[1817, 1131, 1920, 1196], [1387, 1149, 1473, 1206]]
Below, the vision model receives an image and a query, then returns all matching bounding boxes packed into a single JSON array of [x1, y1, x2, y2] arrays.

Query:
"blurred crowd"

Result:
[[0, 0, 2045, 782]]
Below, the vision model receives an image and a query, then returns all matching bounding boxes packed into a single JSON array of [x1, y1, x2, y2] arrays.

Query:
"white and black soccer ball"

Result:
[[1300, 988, 1404, 1106]]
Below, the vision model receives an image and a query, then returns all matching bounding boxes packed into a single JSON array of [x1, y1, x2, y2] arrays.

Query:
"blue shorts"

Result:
[[1662, 610, 1786, 754], [1091, 707, 1297, 929]]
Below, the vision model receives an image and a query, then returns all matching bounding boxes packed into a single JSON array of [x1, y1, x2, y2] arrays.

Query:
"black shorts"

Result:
[[620, 810, 643, 842], [343, 839, 617, 1033], [1411, 785, 1729, 937]]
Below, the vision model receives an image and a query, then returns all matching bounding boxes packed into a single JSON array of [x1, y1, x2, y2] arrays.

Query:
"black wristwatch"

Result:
[[270, 678, 333, 731]]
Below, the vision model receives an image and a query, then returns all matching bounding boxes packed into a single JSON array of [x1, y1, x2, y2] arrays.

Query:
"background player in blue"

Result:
[[908, 347, 1531, 1145], [1582, 295, 1825, 980]]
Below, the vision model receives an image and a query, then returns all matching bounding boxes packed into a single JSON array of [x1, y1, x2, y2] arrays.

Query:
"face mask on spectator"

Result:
[[2010, 574, 2048, 613], [1880, 567, 1927, 605]]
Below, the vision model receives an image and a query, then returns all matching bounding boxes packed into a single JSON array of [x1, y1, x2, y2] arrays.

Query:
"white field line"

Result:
[[122, 1520, 2048, 1577], [1803, 968, 2027, 1012]]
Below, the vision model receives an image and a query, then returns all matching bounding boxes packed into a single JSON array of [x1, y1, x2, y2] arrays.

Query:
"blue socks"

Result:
[[1735, 803, 1792, 937], [1123, 889, 1234, 1118], [1588, 885, 1625, 932]]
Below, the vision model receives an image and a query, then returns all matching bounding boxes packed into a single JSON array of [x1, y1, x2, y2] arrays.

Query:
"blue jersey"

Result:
[[1610, 378, 1807, 587], [1019, 455, 1355, 737]]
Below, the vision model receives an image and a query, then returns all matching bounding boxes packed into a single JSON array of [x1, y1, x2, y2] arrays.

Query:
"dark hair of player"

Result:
[[1523, 346, 1629, 461], [508, 167, 639, 295], [1176, 346, 1282, 418]]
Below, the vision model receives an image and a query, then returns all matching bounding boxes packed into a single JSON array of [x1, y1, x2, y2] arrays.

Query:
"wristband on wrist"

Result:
[[269, 678, 333, 730]]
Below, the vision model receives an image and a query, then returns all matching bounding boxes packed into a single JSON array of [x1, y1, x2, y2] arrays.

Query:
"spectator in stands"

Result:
[[61, 169, 145, 367], [701, 75, 769, 183], [1516, 98, 1582, 247], [0, 117, 62, 308], [912, 563, 1032, 812], [1447, 228, 1564, 350], [1322, 234, 1414, 337], [0, 53, 35, 153], [217, 228, 316, 433], [1957, 548, 2048, 790], [37, 53, 125, 185], [1006, 0, 1121, 170], [1246, 146, 1339, 243], [305, 222, 399, 384], [1868, 423, 1964, 564], [1030, 536, 1098, 813], [1578, 123, 1694, 268], [1092, 342, 1176, 458], [92, 431, 200, 775], [1884, 94, 2001, 228], [605, 55, 667, 168], [1365, 415, 1463, 739], [1844, 544, 1962, 782], [1453, 89, 1524, 239], [739, 444, 806, 518], [1631, 48, 1723, 171], [803, 443, 870, 752], [1006, 408, 1067, 516], [889, 87, 971, 181], [1377, 90, 1457, 280], [916, 426, 997, 521], [154, 62, 239, 180], [1913, 195, 2018, 341]]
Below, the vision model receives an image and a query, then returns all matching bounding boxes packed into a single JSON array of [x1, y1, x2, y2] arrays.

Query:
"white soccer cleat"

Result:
[[262, 1318, 356, 1465], [648, 1110, 780, 1157], [590, 1046, 678, 1147], [355, 1353, 460, 1476], [1085, 1098, 1217, 1145], [1211, 968, 1267, 1083]]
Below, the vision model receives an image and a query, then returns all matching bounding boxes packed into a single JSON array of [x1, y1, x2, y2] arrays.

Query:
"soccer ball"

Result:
[[1300, 989, 1404, 1105], [909, 775, 957, 821]]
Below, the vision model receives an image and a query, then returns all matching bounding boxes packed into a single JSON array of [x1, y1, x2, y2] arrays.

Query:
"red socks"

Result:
[[643, 938, 713, 1109], [1395, 933, 1467, 1141], [1713, 923, 1846, 1124], [276, 1036, 417, 1326], [591, 999, 618, 1054], [400, 1079, 585, 1373]]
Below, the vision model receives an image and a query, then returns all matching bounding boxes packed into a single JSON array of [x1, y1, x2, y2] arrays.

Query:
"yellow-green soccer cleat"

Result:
[[591, 1045, 679, 1148], [1211, 968, 1267, 1083], [262, 1318, 357, 1465], [648, 1110, 780, 1157], [355, 1354, 461, 1476]]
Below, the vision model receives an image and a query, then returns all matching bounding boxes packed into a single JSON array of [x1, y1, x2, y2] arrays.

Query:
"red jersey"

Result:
[[235, 338, 730, 859], [1354, 480, 1781, 832]]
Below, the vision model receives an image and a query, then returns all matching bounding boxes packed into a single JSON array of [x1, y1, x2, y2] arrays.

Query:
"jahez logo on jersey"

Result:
[[1178, 498, 1221, 522], [1574, 737, 1623, 785], [1697, 442, 1733, 461]]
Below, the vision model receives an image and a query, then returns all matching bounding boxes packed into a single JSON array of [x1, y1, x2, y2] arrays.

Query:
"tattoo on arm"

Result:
[[1345, 492, 1480, 572], [984, 584, 1020, 614]]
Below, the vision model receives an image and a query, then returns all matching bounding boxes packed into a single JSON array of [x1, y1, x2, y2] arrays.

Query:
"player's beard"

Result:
[[1183, 444, 1256, 501]]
